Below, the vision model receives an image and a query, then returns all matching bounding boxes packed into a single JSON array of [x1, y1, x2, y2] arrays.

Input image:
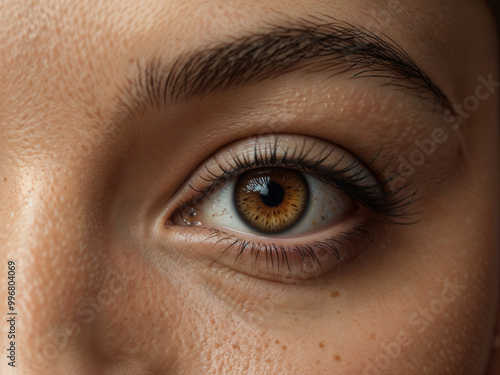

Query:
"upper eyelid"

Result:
[[163, 134, 418, 225], [173, 134, 350, 198]]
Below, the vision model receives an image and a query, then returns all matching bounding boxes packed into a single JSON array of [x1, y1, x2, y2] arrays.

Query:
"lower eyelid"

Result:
[[165, 205, 372, 282]]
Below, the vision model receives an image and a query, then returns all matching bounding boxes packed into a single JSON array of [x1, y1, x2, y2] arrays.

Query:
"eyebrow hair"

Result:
[[130, 19, 453, 112]]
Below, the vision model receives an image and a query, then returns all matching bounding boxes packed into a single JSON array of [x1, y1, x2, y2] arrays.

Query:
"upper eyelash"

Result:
[[186, 135, 419, 223]]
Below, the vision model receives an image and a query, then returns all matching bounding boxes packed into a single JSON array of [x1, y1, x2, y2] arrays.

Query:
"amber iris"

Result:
[[234, 168, 309, 234]]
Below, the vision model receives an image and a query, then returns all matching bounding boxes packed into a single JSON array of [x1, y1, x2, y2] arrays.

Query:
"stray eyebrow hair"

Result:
[[129, 18, 453, 112]]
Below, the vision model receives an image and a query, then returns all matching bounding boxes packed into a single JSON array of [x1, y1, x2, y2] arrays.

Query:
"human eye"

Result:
[[165, 134, 415, 282]]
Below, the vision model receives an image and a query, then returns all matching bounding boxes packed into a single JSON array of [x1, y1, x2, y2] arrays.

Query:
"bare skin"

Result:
[[0, 0, 498, 374]]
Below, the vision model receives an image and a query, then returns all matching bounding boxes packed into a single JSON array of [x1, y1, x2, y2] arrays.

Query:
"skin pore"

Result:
[[0, 0, 498, 374]]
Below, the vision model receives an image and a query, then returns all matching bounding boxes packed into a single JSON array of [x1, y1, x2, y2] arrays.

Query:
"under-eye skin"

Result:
[[166, 134, 417, 281]]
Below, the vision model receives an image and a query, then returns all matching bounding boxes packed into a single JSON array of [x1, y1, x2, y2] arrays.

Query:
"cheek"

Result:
[[189, 222, 496, 375], [351, 221, 498, 374], [364, 275, 493, 374], [86, 237, 288, 374]]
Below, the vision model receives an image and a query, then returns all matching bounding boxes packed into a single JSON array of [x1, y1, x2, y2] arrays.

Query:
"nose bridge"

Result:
[[2, 163, 113, 373], [0, 102, 192, 372], [1, 152, 190, 374]]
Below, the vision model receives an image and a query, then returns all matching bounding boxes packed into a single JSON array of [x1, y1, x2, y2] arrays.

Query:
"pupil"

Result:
[[260, 181, 284, 207]]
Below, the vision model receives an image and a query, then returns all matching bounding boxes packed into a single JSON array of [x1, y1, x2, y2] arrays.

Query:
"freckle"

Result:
[[334, 355, 341, 362], [282, 345, 287, 350], [319, 342, 325, 348], [370, 333, 376, 340], [274, 339, 280, 344], [294, 318, 297, 321], [2, 177, 6, 181], [264, 343, 269, 348], [330, 291, 340, 298], [336, 311, 340, 314]]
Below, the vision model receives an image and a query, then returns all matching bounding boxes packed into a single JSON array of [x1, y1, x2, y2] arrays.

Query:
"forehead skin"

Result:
[[0, 0, 498, 375]]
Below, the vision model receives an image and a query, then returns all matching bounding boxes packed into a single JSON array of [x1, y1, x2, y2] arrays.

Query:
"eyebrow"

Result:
[[129, 19, 453, 112]]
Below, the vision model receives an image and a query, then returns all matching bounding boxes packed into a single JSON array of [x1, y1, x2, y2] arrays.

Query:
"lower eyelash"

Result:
[[203, 224, 376, 279]]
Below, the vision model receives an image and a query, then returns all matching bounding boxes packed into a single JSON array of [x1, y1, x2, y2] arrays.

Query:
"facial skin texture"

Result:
[[0, 0, 498, 374]]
